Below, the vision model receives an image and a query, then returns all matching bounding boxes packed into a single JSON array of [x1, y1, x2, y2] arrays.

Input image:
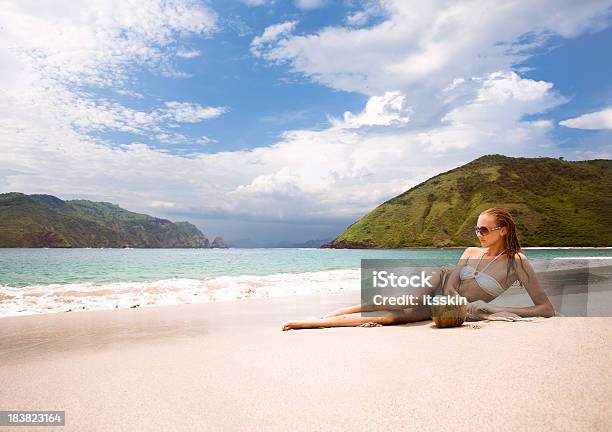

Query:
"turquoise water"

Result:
[[1, 247, 611, 287]]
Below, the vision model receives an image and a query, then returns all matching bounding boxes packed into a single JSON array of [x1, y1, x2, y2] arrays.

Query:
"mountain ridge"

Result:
[[322, 155, 612, 248]]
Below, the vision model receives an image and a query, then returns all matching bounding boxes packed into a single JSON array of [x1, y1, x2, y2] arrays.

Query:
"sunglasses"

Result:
[[474, 225, 503, 236]]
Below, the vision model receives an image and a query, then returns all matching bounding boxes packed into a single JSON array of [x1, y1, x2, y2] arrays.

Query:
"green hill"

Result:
[[0, 193, 211, 248], [322, 155, 612, 248]]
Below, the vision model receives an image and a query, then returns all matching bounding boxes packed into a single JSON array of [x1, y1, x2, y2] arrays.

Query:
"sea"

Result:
[[1, 248, 611, 318]]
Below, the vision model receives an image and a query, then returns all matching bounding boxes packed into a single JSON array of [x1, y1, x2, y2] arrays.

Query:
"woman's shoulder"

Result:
[[463, 246, 483, 257], [461, 247, 483, 259]]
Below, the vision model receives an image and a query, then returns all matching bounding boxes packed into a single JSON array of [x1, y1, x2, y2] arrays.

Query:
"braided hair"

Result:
[[481, 207, 527, 284]]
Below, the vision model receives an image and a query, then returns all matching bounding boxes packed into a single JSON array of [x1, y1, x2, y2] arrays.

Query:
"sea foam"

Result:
[[0, 269, 360, 318]]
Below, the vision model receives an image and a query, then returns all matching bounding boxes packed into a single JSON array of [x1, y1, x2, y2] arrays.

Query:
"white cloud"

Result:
[[161, 102, 227, 123], [250, 21, 299, 58], [1, 68, 568, 228], [346, 11, 370, 26], [231, 167, 302, 197], [196, 135, 217, 145], [330, 92, 412, 128], [559, 107, 612, 129], [417, 71, 565, 152], [1, 0, 216, 88], [345, 1, 385, 27], [115, 89, 145, 99], [220, 72, 572, 222], [251, 0, 611, 104], [0, 1, 219, 143], [241, 0, 611, 228], [43, 98, 225, 140]]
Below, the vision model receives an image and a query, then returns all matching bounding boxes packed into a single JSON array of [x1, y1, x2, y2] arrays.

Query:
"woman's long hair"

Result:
[[482, 207, 527, 283]]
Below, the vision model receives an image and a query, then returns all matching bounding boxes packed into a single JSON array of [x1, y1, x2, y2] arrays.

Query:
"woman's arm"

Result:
[[443, 247, 477, 295], [485, 253, 555, 318]]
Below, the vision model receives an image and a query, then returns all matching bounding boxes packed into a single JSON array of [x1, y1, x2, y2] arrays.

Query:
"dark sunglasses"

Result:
[[474, 225, 502, 236]]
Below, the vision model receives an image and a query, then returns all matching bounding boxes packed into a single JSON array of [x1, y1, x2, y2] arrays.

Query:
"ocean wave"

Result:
[[0, 269, 360, 318]]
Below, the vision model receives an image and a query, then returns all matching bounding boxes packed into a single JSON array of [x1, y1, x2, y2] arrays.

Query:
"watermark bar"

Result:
[[361, 258, 612, 317], [0, 411, 65, 426]]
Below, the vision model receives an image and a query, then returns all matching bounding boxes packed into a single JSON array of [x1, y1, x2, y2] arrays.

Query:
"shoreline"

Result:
[[1, 246, 611, 249]]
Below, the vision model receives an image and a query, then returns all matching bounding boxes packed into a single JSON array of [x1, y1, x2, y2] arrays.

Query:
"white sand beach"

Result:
[[1, 290, 611, 431]]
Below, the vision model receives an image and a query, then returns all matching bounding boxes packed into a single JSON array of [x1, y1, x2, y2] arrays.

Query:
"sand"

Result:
[[1, 291, 611, 431]]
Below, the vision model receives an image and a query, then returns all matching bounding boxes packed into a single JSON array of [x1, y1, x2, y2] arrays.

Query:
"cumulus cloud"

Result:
[[219, 73, 566, 223], [559, 107, 612, 129], [330, 92, 412, 128], [251, 0, 611, 104], [417, 71, 565, 152]]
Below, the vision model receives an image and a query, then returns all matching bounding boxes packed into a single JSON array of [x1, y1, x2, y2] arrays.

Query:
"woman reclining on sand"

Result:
[[282, 207, 555, 330]]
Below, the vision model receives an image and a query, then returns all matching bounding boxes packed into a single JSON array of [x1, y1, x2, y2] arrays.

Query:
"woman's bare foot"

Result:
[[282, 320, 306, 331], [282, 317, 320, 331], [282, 320, 297, 331]]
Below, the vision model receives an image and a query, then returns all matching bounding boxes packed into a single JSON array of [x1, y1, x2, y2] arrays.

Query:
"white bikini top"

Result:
[[460, 249, 507, 297]]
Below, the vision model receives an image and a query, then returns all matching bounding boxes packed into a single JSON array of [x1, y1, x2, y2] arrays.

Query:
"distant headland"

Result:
[[0, 192, 225, 248]]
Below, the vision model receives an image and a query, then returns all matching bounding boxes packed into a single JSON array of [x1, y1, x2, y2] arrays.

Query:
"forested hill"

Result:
[[0, 193, 213, 248], [323, 155, 612, 248]]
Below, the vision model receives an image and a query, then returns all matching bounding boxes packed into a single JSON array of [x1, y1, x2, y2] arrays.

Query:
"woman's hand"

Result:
[[467, 302, 491, 317], [467, 302, 504, 320], [467, 302, 527, 321]]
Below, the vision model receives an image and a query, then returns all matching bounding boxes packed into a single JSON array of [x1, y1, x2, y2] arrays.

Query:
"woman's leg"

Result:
[[282, 305, 432, 330], [323, 304, 363, 317], [322, 302, 405, 317]]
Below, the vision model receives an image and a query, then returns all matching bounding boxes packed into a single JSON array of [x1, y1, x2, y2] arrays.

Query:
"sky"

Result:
[[1, 0, 611, 243]]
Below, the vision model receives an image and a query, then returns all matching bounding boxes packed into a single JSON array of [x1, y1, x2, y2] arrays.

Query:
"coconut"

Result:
[[430, 296, 467, 328]]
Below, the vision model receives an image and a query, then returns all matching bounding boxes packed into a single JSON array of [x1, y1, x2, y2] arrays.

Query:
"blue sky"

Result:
[[1, 0, 611, 243], [97, 1, 369, 155]]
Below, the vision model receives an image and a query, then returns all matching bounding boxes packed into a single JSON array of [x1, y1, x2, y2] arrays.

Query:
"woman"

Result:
[[282, 208, 555, 330]]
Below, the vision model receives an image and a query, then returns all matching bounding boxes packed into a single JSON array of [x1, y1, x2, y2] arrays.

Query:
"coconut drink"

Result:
[[430, 295, 468, 328]]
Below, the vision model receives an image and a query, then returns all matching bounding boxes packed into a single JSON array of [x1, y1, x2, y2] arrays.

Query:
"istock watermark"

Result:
[[372, 270, 434, 288], [361, 258, 612, 317]]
